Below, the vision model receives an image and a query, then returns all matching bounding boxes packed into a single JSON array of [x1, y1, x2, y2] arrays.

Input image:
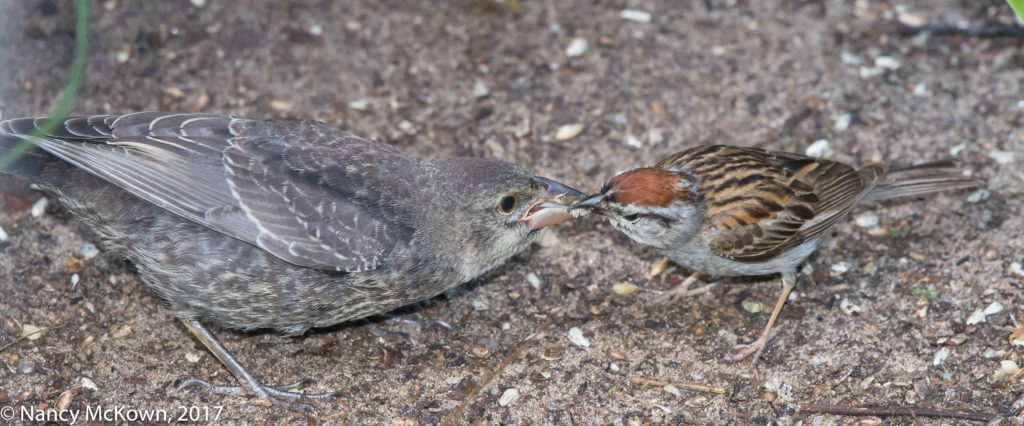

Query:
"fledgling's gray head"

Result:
[[419, 157, 583, 280], [570, 167, 704, 250]]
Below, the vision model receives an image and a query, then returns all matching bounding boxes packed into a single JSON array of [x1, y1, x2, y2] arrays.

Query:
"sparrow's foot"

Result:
[[178, 319, 340, 414], [367, 313, 452, 345], [654, 272, 706, 304], [724, 272, 796, 364]]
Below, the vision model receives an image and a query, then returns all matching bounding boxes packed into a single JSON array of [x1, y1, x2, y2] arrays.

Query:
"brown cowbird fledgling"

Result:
[[0, 112, 583, 411], [571, 145, 983, 362]]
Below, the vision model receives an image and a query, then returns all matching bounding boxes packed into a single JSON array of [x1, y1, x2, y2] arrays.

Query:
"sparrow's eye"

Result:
[[499, 195, 517, 214], [622, 214, 640, 222]]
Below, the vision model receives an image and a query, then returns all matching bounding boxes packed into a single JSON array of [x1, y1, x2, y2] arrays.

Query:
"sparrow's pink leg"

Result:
[[654, 272, 702, 304], [726, 272, 796, 363]]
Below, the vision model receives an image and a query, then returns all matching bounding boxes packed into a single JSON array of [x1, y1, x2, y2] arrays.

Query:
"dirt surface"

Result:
[[1, 0, 1022, 424]]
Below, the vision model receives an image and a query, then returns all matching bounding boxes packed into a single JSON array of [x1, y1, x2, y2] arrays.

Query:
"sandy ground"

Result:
[[1, 0, 1022, 424]]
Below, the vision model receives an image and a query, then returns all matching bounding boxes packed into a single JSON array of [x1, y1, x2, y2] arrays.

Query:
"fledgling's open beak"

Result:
[[521, 176, 585, 230]]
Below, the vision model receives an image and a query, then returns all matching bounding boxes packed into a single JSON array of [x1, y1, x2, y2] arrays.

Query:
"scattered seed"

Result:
[[185, 352, 201, 363], [55, 390, 73, 411], [526, 273, 541, 290], [30, 197, 48, 217], [649, 257, 670, 278], [21, 324, 42, 340], [907, 251, 925, 261], [348, 99, 369, 111], [741, 299, 764, 313], [567, 327, 590, 348], [606, 350, 626, 360], [663, 385, 681, 397], [995, 360, 1020, 381], [555, 123, 584, 141], [268, 98, 293, 113], [471, 346, 490, 358], [897, 12, 925, 27], [612, 281, 638, 296]]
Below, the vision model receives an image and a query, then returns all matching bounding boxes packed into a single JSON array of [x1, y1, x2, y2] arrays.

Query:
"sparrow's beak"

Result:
[[522, 176, 585, 230], [571, 193, 606, 210]]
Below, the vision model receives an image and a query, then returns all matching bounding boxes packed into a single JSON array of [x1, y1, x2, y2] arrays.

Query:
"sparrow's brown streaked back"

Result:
[[573, 144, 983, 362]]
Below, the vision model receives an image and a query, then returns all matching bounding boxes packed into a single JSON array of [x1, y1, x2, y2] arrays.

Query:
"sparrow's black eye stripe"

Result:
[[623, 213, 672, 226], [623, 214, 639, 222]]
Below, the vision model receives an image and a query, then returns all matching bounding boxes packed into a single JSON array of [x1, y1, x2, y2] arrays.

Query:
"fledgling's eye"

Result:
[[622, 214, 639, 222], [499, 195, 517, 214]]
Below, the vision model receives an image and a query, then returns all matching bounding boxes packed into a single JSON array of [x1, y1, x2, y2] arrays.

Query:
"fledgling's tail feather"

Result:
[[0, 134, 51, 183], [864, 160, 984, 201]]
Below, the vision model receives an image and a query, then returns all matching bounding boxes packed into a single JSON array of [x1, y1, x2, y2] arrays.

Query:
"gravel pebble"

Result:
[[620, 9, 651, 23], [854, 213, 879, 228], [831, 113, 851, 131], [966, 308, 987, 325], [1011, 262, 1024, 277], [988, 150, 1015, 164], [499, 388, 520, 406], [831, 262, 851, 274], [473, 80, 489, 98], [839, 298, 862, 315], [80, 243, 100, 259], [0, 224, 7, 241], [526, 273, 541, 290], [348, 99, 369, 111], [17, 359, 34, 374], [565, 37, 588, 57], [625, 135, 643, 148], [567, 327, 590, 348], [983, 301, 1004, 316], [81, 377, 98, 391], [912, 81, 929, 97], [966, 188, 989, 203], [874, 56, 901, 70], [932, 347, 951, 366], [185, 352, 201, 363], [663, 385, 681, 397], [805, 139, 833, 158], [555, 123, 584, 141], [741, 299, 764, 313]]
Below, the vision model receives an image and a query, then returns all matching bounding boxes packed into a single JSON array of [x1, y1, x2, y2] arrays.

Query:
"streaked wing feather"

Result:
[[660, 145, 879, 262]]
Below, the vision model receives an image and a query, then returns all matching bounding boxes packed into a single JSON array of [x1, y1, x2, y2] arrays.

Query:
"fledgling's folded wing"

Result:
[[0, 112, 412, 272]]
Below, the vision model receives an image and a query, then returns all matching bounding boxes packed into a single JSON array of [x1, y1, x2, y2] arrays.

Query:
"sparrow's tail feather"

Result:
[[864, 160, 984, 201], [0, 134, 54, 183]]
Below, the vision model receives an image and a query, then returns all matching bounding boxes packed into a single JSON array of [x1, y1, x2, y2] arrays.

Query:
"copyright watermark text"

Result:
[[1, 404, 223, 424]]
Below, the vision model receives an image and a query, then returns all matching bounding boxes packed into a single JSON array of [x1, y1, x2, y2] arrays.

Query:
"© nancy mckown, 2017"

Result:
[[1, 0, 1021, 424]]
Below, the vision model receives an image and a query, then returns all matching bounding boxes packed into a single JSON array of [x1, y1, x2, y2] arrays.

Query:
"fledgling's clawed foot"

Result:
[[178, 377, 341, 414]]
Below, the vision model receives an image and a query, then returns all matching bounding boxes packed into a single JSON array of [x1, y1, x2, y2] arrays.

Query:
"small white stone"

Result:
[[189, 0, 206, 7], [663, 385, 681, 397], [1011, 262, 1024, 277], [567, 327, 590, 348], [831, 262, 851, 274], [609, 362, 620, 372], [912, 82, 929, 97], [473, 80, 489, 98], [625, 135, 643, 148], [710, 45, 726, 56], [648, 128, 663, 145], [966, 308, 986, 325], [30, 197, 48, 217], [398, 120, 416, 135], [81, 377, 98, 391], [874, 56, 901, 70], [983, 301, 1004, 316], [502, 322, 511, 330], [0, 224, 7, 242], [840, 51, 863, 66], [308, 24, 323, 36], [949, 143, 967, 156], [805, 139, 834, 158], [70, 274, 80, 287], [526, 273, 541, 290], [555, 123, 584, 141], [995, 360, 1020, 381], [348, 99, 369, 111], [741, 299, 764, 313], [472, 299, 489, 311], [81, 243, 100, 260], [185, 352, 201, 363], [535, 228, 560, 247], [966, 188, 989, 203], [498, 388, 520, 406], [989, 150, 1015, 164], [859, 66, 885, 79], [620, 9, 652, 23], [898, 12, 926, 27], [565, 37, 589, 57], [854, 213, 879, 228], [985, 348, 1008, 358], [115, 50, 130, 64], [839, 298, 863, 315], [832, 113, 851, 131], [932, 347, 951, 366]]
